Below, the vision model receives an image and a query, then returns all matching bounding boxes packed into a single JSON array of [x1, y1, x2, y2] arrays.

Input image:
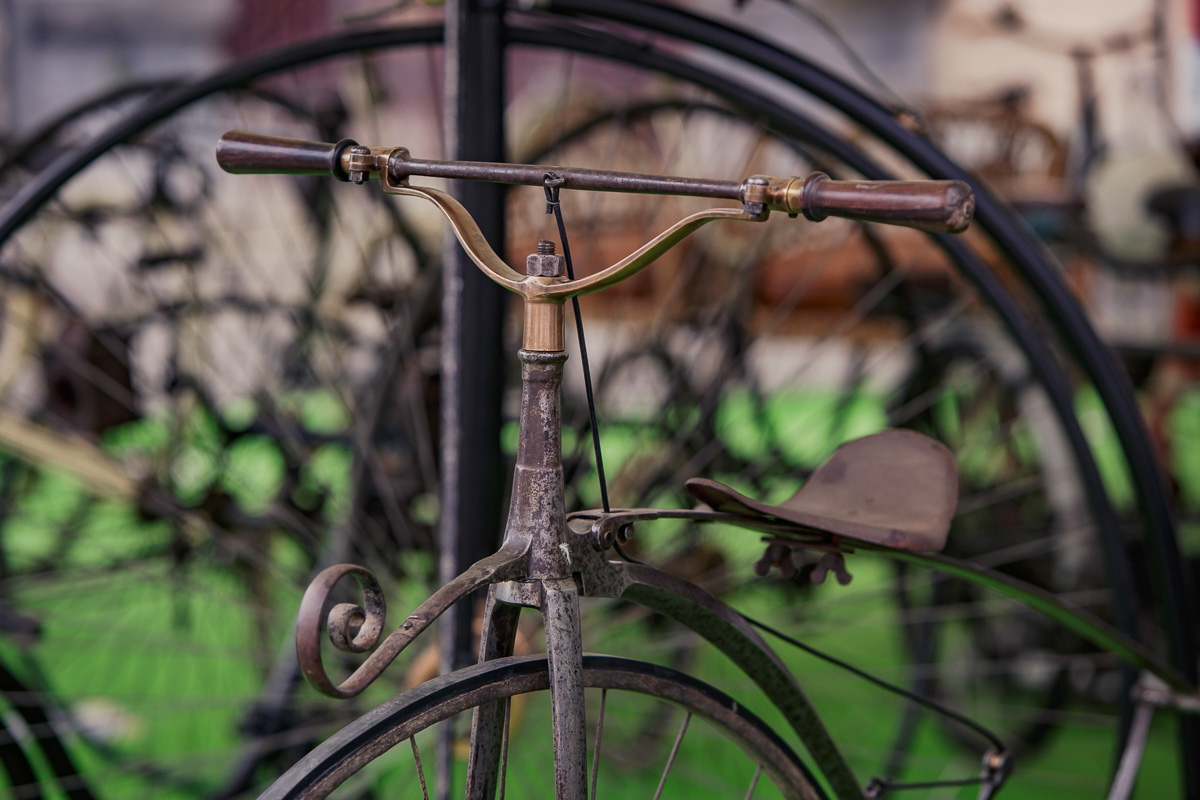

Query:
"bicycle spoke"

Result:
[[589, 688, 606, 800], [411, 736, 430, 800], [498, 697, 511, 800], [652, 712, 690, 800], [743, 764, 763, 800]]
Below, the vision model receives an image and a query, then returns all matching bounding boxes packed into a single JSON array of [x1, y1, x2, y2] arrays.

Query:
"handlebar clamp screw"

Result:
[[526, 240, 564, 277], [347, 145, 372, 185]]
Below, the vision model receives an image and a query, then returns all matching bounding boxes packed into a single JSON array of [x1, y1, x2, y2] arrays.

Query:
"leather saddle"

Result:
[[686, 429, 957, 553]]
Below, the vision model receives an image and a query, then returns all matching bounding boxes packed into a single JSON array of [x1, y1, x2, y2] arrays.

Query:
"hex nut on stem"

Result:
[[527, 240, 564, 277]]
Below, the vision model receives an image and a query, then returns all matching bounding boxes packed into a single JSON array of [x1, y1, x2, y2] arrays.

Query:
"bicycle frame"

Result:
[[266, 146, 932, 799], [295, 285, 866, 800]]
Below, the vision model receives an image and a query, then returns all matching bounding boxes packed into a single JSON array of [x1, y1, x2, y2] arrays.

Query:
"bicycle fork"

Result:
[[465, 348, 591, 800]]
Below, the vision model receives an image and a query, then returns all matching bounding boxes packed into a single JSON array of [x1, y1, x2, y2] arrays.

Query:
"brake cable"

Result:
[[544, 172, 611, 514]]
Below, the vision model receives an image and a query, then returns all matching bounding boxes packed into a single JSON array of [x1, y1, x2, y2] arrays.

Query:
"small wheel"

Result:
[[261, 653, 828, 800]]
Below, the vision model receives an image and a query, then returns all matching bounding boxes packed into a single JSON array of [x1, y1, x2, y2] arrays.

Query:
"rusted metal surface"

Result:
[[276, 226, 970, 800], [287, 341, 873, 796], [294, 350, 578, 699], [540, 578, 587, 800], [686, 429, 958, 552], [525, 240, 564, 277], [464, 589, 521, 800], [560, 517, 863, 799], [217, 131, 978, 241], [295, 545, 527, 699], [245, 136, 984, 795], [217, 131, 977, 301], [600, 561, 864, 800], [571, 501, 1200, 700], [502, 351, 571, 578], [219, 129, 971, 237]]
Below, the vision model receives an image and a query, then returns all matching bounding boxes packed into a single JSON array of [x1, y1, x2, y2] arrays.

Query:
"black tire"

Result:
[[260, 654, 827, 800]]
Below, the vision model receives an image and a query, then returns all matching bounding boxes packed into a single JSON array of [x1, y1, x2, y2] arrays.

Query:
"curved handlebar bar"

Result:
[[216, 130, 974, 234]]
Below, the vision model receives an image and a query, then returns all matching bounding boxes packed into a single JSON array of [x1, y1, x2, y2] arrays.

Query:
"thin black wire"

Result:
[[544, 173, 611, 513], [603, 530, 1005, 754], [741, 612, 1006, 754], [605, 534, 1007, 792], [865, 775, 983, 797]]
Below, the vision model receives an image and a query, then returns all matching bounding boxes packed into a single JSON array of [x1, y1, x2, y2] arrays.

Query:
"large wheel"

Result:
[[0, 80, 180, 204], [260, 654, 827, 800], [0, 3, 1185, 798]]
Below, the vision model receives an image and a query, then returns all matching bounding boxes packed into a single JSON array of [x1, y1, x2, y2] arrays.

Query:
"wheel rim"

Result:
[[262, 654, 824, 800]]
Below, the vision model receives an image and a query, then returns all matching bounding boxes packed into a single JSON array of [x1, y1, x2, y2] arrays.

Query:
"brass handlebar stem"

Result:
[[329, 142, 973, 352], [369, 158, 768, 352]]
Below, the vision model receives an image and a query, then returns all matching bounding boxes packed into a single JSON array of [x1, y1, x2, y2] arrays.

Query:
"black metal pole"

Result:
[[440, 0, 508, 796]]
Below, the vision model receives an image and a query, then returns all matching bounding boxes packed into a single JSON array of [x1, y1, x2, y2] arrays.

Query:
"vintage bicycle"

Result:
[[1, 4, 1196, 797], [211, 129, 1198, 800]]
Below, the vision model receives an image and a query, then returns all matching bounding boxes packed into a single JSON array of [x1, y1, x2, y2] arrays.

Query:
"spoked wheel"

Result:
[[0, 2, 1188, 798], [260, 654, 826, 800]]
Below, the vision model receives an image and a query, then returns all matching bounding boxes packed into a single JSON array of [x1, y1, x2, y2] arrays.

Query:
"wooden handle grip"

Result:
[[216, 130, 356, 180], [796, 173, 975, 234]]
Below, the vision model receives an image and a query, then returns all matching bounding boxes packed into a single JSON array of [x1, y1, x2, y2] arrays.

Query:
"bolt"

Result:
[[526, 242, 564, 277], [348, 145, 371, 185]]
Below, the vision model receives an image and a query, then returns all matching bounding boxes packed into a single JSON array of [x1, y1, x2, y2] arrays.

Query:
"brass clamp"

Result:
[[341, 145, 402, 185]]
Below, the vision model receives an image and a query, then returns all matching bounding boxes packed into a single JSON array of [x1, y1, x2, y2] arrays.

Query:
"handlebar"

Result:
[[216, 130, 974, 234], [216, 129, 360, 180]]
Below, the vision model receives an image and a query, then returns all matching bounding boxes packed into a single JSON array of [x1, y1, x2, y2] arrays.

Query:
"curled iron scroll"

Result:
[[296, 564, 389, 698], [296, 546, 529, 699]]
